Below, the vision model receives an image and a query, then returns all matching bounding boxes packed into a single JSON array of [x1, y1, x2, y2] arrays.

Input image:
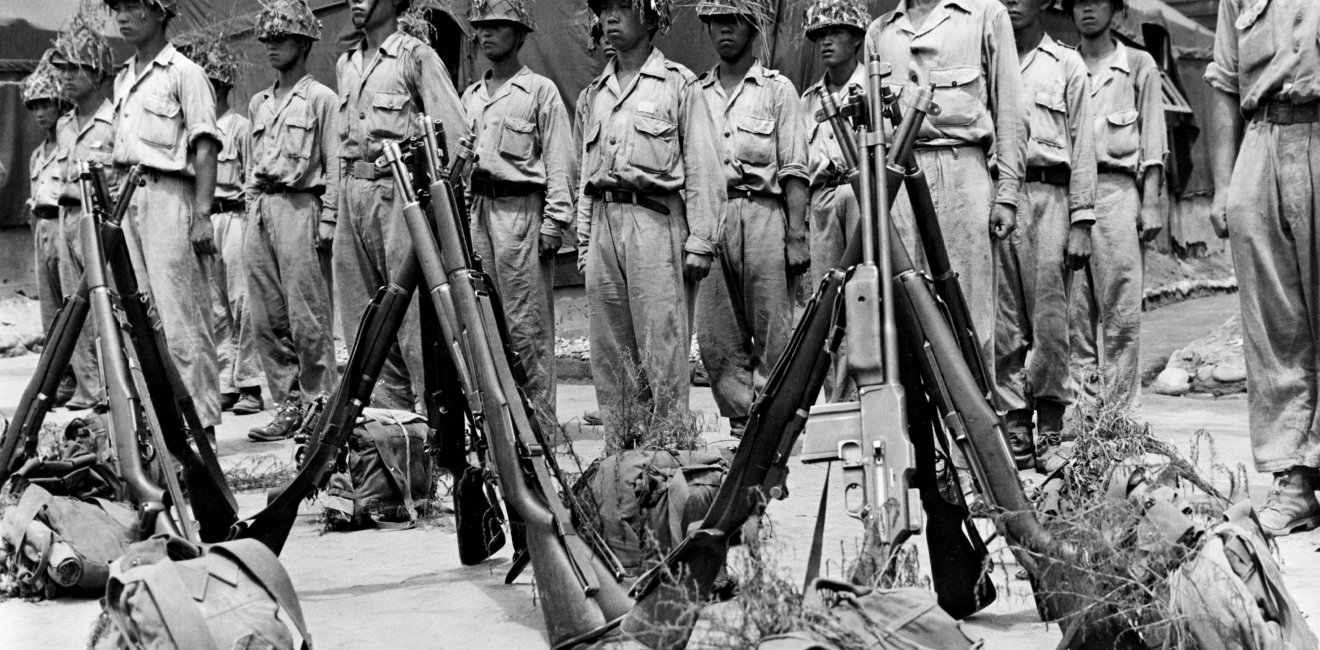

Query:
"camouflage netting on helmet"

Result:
[[801, 0, 869, 38], [469, 0, 537, 31], [103, 0, 178, 16], [694, 0, 772, 28], [174, 30, 242, 87], [22, 51, 70, 109], [398, 0, 464, 43], [587, 0, 676, 36], [53, 0, 115, 76], [255, 0, 323, 42]]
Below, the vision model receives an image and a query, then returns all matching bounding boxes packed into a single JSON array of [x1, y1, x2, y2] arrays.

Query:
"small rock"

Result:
[[1152, 367, 1191, 396], [1195, 364, 1216, 383], [1211, 363, 1247, 383]]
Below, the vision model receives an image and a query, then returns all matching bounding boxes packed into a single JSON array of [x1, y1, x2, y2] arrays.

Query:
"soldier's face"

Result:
[[1072, 0, 1115, 37], [705, 15, 755, 62], [265, 36, 306, 71], [476, 23, 524, 62], [600, 0, 650, 53], [814, 27, 862, 69], [350, 0, 397, 29], [113, 1, 166, 45], [57, 64, 100, 101], [29, 101, 61, 131], [1001, 0, 1043, 31]]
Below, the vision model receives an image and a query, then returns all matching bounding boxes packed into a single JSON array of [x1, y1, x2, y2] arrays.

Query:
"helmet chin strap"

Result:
[[357, 0, 382, 29]]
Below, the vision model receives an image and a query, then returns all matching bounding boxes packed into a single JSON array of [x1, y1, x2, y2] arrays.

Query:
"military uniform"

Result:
[[866, 0, 1028, 365], [697, 60, 808, 429], [110, 42, 222, 427], [211, 110, 263, 400], [1205, 0, 1320, 475], [28, 133, 65, 334], [575, 47, 727, 423], [335, 31, 468, 411], [994, 36, 1096, 438], [461, 62, 573, 420], [1069, 40, 1166, 409]]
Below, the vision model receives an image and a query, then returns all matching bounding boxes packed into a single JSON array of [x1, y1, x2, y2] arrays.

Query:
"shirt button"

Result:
[[722, 158, 730, 165], [359, 112, 366, 119], [724, 132, 731, 137], [610, 137, 618, 145]]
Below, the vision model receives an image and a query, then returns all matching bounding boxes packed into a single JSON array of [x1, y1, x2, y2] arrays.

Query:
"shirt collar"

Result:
[[1036, 34, 1062, 60], [701, 59, 767, 88], [639, 47, 669, 79], [887, 0, 970, 25], [1106, 39, 1132, 74], [355, 31, 407, 58], [483, 66, 533, 92], [127, 42, 181, 73]]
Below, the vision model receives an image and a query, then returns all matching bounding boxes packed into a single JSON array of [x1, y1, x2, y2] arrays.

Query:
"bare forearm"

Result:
[[193, 138, 219, 216], [1208, 88, 1244, 191], [1140, 166, 1161, 207], [783, 177, 808, 235]]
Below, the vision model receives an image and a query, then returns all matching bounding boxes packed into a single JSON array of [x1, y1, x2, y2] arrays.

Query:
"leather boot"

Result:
[[248, 399, 304, 442], [1259, 468, 1320, 536], [1034, 399, 1071, 474], [1003, 409, 1034, 470]]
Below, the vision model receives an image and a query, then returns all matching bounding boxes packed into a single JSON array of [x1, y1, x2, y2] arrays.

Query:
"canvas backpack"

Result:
[[322, 409, 433, 531], [0, 483, 135, 598], [90, 535, 312, 650], [11, 412, 123, 501]]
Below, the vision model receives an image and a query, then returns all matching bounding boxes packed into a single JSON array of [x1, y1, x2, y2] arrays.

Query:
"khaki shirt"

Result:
[[574, 47, 726, 257], [28, 138, 62, 211], [867, 0, 1027, 207], [1020, 36, 1097, 223], [335, 32, 468, 165], [699, 60, 809, 195], [1086, 41, 1167, 176], [111, 43, 220, 174], [801, 63, 867, 189], [56, 100, 118, 204], [1205, 0, 1320, 112], [215, 111, 250, 203], [248, 75, 341, 225], [461, 66, 575, 235]]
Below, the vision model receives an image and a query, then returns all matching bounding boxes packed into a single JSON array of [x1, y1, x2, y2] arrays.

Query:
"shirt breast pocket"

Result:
[[140, 95, 182, 149], [367, 92, 413, 140], [928, 66, 983, 129], [735, 116, 776, 167], [628, 114, 678, 174], [216, 143, 242, 187], [281, 115, 316, 160], [1030, 92, 1067, 150], [1102, 109, 1140, 159], [498, 116, 537, 161], [337, 93, 350, 140]]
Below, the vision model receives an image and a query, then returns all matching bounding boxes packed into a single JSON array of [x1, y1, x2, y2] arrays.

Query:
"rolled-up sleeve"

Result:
[[1136, 61, 1168, 174], [1065, 57, 1097, 224], [316, 89, 341, 225], [987, 7, 1026, 208], [413, 48, 470, 149], [178, 65, 220, 152], [1203, 0, 1241, 96], [775, 81, 810, 183], [539, 85, 576, 234], [678, 78, 725, 257]]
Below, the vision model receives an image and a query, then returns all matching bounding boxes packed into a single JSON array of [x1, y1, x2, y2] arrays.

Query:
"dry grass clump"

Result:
[[602, 354, 707, 455], [222, 454, 297, 492]]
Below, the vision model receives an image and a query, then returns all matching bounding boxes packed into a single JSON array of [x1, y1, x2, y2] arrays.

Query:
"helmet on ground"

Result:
[[103, 0, 178, 17], [52, 0, 115, 76], [587, 0, 676, 36], [695, 0, 771, 31], [174, 31, 241, 87], [802, 0, 869, 41], [23, 52, 71, 109], [469, 0, 537, 32], [256, 0, 323, 42]]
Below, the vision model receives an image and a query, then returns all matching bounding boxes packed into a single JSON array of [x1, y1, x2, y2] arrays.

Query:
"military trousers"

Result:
[[211, 211, 262, 395], [1226, 119, 1320, 473], [808, 182, 859, 401], [334, 175, 423, 411], [56, 207, 101, 405], [121, 174, 220, 428], [471, 192, 557, 421], [586, 194, 694, 425], [246, 192, 337, 405], [697, 194, 794, 426], [995, 181, 1074, 412], [1069, 173, 1142, 410]]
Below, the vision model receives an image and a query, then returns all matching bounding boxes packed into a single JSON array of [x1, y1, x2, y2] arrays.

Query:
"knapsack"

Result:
[[322, 409, 433, 531], [89, 535, 312, 650], [11, 412, 123, 501], [0, 483, 134, 598], [572, 448, 728, 575]]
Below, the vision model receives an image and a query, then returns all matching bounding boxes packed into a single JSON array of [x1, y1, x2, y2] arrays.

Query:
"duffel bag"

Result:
[[0, 483, 134, 598], [323, 409, 433, 530]]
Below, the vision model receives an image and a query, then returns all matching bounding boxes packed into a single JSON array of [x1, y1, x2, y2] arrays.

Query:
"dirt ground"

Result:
[[2, 293, 1318, 649]]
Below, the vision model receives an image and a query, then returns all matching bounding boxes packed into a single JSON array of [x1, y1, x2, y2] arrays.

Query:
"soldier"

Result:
[[995, 0, 1097, 472], [1205, 0, 1320, 535], [694, 0, 809, 436], [460, 0, 573, 424], [175, 33, 266, 417], [1067, 0, 1165, 411], [104, 0, 223, 436], [575, 0, 725, 427], [51, 4, 115, 411], [23, 53, 74, 403], [244, 0, 341, 442], [335, 0, 468, 411], [866, 0, 1028, 370], [800, 0, 869, 401]]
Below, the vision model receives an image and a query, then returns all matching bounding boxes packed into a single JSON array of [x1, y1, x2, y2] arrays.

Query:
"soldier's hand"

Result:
[[1137, 204, 1163, 243], [990, 203, 1017, 239], [1065, 224, 1093, 271], [786, 228, 810, 277], [576, 246, 589, 277], [539, 233, 561, 260], [317, 222, 335, 251], [683, 252, 713, 282], [1210, 191, 1230, 239], [190, 216, 217, 256]]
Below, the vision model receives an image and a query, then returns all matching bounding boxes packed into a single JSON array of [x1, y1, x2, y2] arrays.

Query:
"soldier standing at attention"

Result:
[[575, 0, 725, 428], [336, 0, 468, 411], [866, 0, 1028, 371], [695, 0, 809, 436], [800, 0, 869, 402], [175, 34, 267, 417], [245, 0, 341, 443], [105, 0, 223, 437], [460, 0, 574, 425], [52, 4, 116, 411], [23, 53, 74, 403], [1205, 0, 1320, 536], [1067, 0, 1165, 411], [995, 0, 1097, 472]]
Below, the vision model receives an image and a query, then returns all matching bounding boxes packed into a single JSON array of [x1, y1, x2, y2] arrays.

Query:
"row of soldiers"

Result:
[[19, 0, 1318, 537]]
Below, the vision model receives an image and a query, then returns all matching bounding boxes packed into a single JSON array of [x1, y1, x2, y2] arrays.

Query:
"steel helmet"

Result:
[[103, 0, 178, 17], [51, 0, 116, 77], [695, 0, 771, 31], [23, 52, 71, 109], [587, 0, 676, 36], [469, 0, 537, 32], [256, 0, 324, 42], [174, 32, 241, 87], [802, 0, 869, 41]]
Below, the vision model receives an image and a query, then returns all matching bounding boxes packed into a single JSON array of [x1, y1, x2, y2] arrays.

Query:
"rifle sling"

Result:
[[804, 463, 831, 591]]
